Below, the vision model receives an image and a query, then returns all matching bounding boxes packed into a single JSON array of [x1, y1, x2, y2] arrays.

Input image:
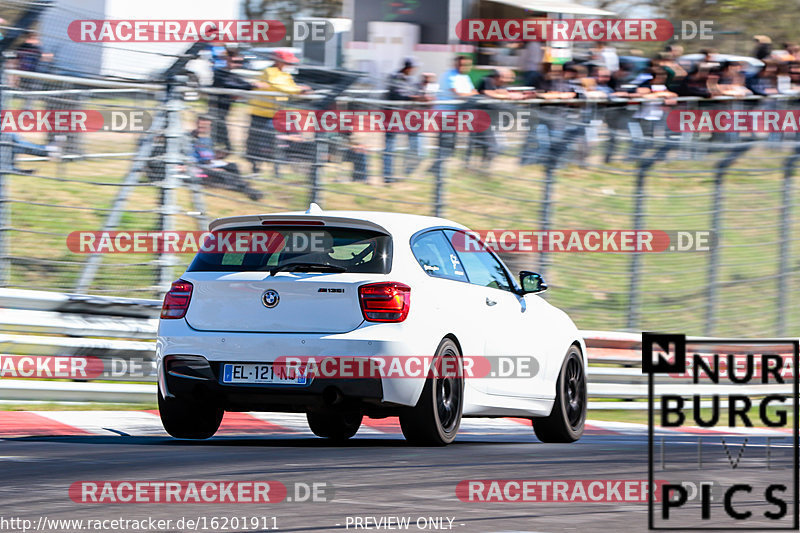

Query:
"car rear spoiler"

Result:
[[209, 214, 390, 236]]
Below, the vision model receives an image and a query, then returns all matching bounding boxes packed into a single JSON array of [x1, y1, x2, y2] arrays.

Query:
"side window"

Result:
[[411, 231, 467, 282], [444, 230, 513, 292]]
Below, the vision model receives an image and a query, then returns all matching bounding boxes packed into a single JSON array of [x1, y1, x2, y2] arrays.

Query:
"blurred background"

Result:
[[0, 0, 798, 345]]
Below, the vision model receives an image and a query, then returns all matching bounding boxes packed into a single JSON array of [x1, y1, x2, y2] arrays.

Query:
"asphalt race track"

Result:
[[1, 413, 794, 532]]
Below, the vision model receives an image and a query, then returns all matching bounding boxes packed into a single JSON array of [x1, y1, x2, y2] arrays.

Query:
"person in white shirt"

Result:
[[430, 56, 478, 176], [595, 42, 620, 74], [438, 55, 478, 103]]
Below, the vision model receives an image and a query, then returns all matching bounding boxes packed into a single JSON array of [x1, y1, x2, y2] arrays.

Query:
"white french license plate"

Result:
[[222, 363, 308, 385]]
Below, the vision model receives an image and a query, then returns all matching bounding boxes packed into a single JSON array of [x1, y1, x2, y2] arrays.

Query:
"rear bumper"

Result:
[[164, 362, 384, 412], [157, 319, 431, 408]]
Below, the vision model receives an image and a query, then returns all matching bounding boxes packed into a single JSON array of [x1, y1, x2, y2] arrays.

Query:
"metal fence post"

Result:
[[431, 131, 449, 218], [308, 132, 323, 206], [0, 58, 9, 287], [433, 157, 445, 217], [626, 168, 646, 330], [157, 94, 183, 292], [705, 145, 750, 336], [627, 143, 672, 331], [777, 145, 799, 336], [538, 166, 555, 279], [705, 171, 724, 337], [538, 124, 585, 278]]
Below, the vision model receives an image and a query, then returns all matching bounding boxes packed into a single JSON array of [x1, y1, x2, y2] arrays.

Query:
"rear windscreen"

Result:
[[186, 226, 392, 273]]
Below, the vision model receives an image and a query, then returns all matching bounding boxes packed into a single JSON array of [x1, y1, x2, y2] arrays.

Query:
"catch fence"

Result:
[[1, 64, 799, 337]]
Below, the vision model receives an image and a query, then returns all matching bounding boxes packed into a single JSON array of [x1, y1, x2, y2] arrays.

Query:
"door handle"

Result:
[[485, 297, 497, 306]]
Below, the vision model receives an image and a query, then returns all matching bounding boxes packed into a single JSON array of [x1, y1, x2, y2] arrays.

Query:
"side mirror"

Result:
[[519, 271, 547, 294]]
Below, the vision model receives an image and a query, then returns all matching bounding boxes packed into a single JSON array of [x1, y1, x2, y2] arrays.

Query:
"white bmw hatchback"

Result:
[[156, 206, 587, 445]]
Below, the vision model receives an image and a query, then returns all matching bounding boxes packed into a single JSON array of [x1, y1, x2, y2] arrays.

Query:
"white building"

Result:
[[38, 0, 242, 82]]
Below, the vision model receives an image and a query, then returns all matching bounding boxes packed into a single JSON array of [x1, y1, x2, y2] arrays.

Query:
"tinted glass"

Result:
[[411, 230, 467, 282], [187, 226, 392, 273], [444, 230, 512, 291]]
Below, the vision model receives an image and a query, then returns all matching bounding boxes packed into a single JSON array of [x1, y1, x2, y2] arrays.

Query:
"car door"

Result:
[[442, 230, 530, 396], [409, 230, 487, 388]]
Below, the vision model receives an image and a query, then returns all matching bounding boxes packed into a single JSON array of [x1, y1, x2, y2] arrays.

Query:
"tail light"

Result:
[[359, 282, 410, 322], [160, 280, 193, 319]]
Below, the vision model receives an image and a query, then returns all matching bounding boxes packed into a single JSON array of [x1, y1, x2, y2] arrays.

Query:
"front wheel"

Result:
[[532, 346, 586, 443], [158, 390, 223, 439], [307, 411, 363, 441], [399, 338, 463, 446]]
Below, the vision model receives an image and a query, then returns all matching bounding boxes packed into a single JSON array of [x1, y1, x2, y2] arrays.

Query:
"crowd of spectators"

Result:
[[370, 37, 800, 180], [161, 38, 800, 186], [511, 39, 800, 100], [9, 28, 800, 189]]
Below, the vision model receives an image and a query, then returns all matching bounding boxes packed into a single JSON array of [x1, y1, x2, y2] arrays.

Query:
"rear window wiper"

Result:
[[269, 262, 347, 275]]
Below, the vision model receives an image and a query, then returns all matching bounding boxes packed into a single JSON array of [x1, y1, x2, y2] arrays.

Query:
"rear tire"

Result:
[[307, 411, 362, 441], [532, 346, 586, 443], [399, 338, 463, 446], [158, 390, 223, 439]]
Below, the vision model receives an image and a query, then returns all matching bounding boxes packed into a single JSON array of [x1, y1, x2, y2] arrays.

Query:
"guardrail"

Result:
[[1, 289, 789, 408]]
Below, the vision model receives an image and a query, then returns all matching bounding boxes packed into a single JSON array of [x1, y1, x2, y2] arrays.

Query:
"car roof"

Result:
[[209, 208, 468, 240]]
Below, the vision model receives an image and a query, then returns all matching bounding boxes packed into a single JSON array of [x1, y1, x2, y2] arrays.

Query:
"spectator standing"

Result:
[[246, 50, 310, 174], [632, 67, 677, 136], [537, 64, 577, 99], [439, 55, 478, 102], [338, 132, 370, 183], [15, 32, 52, 109], [656, 48, 687, 90], [477, 68, 527, 100], [15, 32, 45, 76], [518, 39, 544, 88], [588, 66, 621, 97], [470, 68, 528, 164], [775, 61, 799, 94], [708, 61, 752, 97], [383, 57, 428, 183], [753, 35, 773, 61], [594, 42, 620, 74], [209, 51, 256, 152], [419, 72, 439, 100], [746, 60, 778, 96], [430, 55, 477, 176], [676, 64, 713, 98]]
